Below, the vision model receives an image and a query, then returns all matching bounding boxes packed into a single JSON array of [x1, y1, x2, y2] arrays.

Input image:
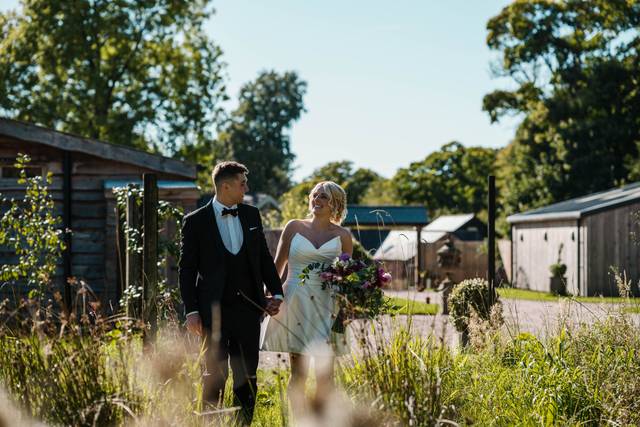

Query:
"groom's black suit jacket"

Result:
[[179, 200, 283, 328]]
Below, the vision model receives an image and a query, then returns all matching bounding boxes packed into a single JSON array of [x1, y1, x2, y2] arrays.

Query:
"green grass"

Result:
[[497, 287, 635, 303], [386, 296, 439, 315]]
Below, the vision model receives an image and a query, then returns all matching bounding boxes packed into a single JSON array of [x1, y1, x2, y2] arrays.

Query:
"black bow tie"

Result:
[[221, 207, 238, 217]]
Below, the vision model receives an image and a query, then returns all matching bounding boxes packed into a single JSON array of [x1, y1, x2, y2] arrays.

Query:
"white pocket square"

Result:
[[249, 226, 259, 231]]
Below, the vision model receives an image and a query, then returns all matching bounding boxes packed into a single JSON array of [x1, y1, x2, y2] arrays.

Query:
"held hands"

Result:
[[185, 313, 203, 337], [265, 296, 283, 316]]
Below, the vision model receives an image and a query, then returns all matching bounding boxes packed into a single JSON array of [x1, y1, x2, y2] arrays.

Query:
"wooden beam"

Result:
[[125, 186, 142, 318], [488, 175, 496, 304], [62, 151, 72, 312], [143, 174, 158, 343], [115, 202, 126, 309], [0, 118, 196, 179]]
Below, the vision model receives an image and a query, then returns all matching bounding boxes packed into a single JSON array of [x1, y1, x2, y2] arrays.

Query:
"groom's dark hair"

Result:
[[212, 161, 249, 190]]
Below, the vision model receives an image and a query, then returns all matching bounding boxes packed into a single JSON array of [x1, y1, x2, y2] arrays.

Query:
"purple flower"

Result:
[[361, 281, 371, 289], [381, 272, 392, 283], [339, 253, 351, 262]]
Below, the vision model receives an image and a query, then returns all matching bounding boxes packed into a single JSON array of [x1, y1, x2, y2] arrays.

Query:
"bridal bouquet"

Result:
[[299, 253, 392, 333]]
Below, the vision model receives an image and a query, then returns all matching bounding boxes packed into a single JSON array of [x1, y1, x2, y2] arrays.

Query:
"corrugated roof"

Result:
[[507, 182, 640, 224], [373, 229, 421, 261], [372, 213, 475, 261], [344, 205, 429, 226], [424, 213, 475, 232]]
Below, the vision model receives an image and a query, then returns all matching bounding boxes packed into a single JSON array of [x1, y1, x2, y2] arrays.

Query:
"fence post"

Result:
[[143, 173, 158, 343], [488, 175, 496, 305], [115, 203, 126, 309], [125, 184, 142, 318]]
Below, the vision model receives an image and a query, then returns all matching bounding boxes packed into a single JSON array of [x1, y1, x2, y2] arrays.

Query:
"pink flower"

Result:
[[381, 272, 392, 283], [319, 272, 334, 281]]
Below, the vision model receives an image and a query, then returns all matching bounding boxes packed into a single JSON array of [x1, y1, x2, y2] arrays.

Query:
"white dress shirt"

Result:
[[212, 196, 243, 254]]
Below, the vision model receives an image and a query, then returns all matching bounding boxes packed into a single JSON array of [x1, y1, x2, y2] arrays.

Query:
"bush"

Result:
[[0, 154, 65, 299], [448, 278, 498, 333], [549, 262, 567, 278]]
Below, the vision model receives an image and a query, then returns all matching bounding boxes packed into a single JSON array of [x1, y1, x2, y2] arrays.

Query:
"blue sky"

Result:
[[2, 0, 518, 182]]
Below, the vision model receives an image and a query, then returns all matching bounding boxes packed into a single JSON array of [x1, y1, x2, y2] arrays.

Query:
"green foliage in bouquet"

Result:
[[449, 277, 499, 333]]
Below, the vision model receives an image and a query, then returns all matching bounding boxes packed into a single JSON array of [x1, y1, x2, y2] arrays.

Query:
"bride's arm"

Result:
[[274, 220, 297, 287], [339, 227, 354, 257]]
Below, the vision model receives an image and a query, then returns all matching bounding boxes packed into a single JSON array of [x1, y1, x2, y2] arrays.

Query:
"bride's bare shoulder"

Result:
[[331, 224, 352, 239], [281, 219, 304, 239]]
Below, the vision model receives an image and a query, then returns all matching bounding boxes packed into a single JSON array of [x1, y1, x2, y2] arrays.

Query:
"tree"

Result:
[[360, 177, 401, 205], [484, 0, 640, 218], [307, 160, 383, 204], [393, 142, 497, 218], [213, 70, 307, 196], [0, 0, 226, 152]]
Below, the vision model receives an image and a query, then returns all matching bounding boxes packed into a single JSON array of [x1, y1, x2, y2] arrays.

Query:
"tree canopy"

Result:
[[306, 161, 383, 204], [484, 0, 640, 218], [0, 0, 226, 153], [393, 142, 497, 218], [213, 70, 307, 196]]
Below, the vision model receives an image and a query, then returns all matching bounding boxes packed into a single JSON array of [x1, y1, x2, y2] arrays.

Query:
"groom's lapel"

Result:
[[205, 200, 225, 254], [238, 203, 250, 242]]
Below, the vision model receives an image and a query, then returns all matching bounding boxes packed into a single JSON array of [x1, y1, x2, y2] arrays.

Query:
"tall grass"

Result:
[[1, 297, 640, 426]]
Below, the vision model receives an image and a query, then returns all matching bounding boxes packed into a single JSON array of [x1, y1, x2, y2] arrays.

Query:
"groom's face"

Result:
[[225, 173, 249, 204]]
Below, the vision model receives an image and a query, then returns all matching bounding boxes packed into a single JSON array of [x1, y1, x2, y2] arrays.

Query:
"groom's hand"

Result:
[[185, 313, 203, 336], [265, 297, 283, 316]]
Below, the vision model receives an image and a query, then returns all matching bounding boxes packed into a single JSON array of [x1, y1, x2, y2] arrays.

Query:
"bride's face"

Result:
[[309, 188, 332, 218]]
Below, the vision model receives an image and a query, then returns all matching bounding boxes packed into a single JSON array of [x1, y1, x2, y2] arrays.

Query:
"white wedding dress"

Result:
[[261, 232, 349, 356]]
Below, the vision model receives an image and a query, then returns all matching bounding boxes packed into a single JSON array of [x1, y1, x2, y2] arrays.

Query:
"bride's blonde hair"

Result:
[[308, 181, 348, 224]]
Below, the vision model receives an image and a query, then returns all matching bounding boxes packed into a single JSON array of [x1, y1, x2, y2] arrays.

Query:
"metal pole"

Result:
[[488, 175, 496, 304]]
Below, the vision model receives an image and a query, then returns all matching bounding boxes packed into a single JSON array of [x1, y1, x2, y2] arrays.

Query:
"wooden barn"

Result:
[[373, 213, 487, 289], [507, 182, 640, 296], [0, 118, 199, 306]]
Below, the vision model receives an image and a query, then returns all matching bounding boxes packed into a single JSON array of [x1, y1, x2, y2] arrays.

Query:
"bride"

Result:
[[261, 180, 353, 408]]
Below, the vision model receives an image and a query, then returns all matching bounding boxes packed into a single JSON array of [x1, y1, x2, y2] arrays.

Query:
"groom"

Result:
[[179, 161, 283, 424]]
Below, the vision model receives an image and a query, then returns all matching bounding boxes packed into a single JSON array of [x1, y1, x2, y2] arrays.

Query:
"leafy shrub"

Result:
[[0, 154, 65, 299], [448, 277, 499, 333], [549, 262, 567, 278]]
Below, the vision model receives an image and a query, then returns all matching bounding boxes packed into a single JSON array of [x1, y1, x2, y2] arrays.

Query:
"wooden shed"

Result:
[[344, 205, 429, 287], [507, 182, 640, 296], [0, 118, 199, 306], [373, 214, 487, 289]]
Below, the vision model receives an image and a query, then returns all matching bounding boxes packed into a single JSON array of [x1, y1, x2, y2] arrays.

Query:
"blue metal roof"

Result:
[[104, 180, 198, 190], [344, 205, 429, 226]]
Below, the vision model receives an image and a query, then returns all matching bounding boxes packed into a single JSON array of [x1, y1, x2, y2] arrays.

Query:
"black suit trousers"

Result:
[[203, 301, 261, 423]]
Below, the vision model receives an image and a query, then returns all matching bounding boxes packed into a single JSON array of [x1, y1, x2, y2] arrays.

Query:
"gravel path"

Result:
[[258, 288, 640, 369]]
